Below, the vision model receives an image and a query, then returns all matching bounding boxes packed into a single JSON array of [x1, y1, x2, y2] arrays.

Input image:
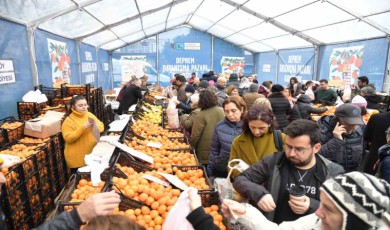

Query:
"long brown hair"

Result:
[[223, 96, 247, 119], [242, 104, 276, 134]]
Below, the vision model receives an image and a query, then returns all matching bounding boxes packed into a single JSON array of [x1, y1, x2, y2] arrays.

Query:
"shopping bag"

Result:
[[166, 98, 180, 128], [162, 188, 196, 230]]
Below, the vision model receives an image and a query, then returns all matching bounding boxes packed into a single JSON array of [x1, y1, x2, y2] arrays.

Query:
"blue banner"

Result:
[[97, 49, 111, 92], [158, 27, 211, 85], [0, 19, 33, 119], [277, 48, 315, 86], [254, 52, 277, 84], [79, 43, 98, 86], [317, 38, 388, 91]]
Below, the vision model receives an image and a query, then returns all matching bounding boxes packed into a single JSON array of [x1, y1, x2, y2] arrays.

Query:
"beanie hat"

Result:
[[249, 83, 259, 93], [199, 80, 209, 89], [335, 103, 364, 125], [185, 84, 195, 94], [271, 84, 284, 93], [351, 95, 367, 108], [321, 172, 390, 230]]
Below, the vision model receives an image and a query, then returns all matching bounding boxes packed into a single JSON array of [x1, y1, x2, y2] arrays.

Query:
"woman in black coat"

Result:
[[295, 94, 328, 120], [119, 79, 143, 114], [267, 84, 292, 130]]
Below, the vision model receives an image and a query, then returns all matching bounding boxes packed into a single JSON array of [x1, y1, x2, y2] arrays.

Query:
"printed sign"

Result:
[[263, 64, 271, 73], [48, 39, 71, 88], [0, 60, 15, 85], [221, 56, 245, 74]]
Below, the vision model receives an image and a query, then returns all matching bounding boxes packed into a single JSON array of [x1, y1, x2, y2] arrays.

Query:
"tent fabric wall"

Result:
[[277, 48, 315, 86], [34, 29, 78, 87], [254, 52, 277, 84], [0, 19, 34, 119], [79, 43, 98, 86], [317, 37, 389, 91], [97, 49, 111, 92]]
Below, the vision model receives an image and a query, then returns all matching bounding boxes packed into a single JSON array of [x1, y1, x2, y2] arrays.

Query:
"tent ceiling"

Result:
[[0, 0, 389, 53]]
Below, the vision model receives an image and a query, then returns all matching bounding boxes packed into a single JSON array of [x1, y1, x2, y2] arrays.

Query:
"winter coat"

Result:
[[190, 106, 225, 164], [179, 108, 201, 131], [186, 207, 220, 230], [62, 109, 104, 168], [207, 119, 243, 177], [243, 92, 264, 109], [233, 152, 345, 222], [228, 74, 240, 88], [176, 97, 192, 115], [364, 94, 381, 110], [258, 85, 270, 97], [317, 115, 364, 172], [377, 144, 390, 183], [268, 93, 292, 130], [288, 83, 303, 97], [177, 84, 188, 103], [120, 84, 143, 114], [363, 112, 390, 174], [33, 208, 84, 230], [229, 131, 286, 179], [296, 94, 328, 120], [200, 74, 218, 82]]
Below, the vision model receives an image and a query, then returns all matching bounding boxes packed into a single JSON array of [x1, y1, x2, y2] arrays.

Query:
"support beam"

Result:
[[26, 26, 39, 86], [76, 0, 189, 41], [29, 0, 102, 26], [220, 0, 322, 46]]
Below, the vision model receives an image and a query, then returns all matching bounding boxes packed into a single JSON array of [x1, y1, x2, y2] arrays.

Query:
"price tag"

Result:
[[142, 106, 151, 112], [142, 174, 170, 187], [147, 142, 162, 149], [131, 116, 136, 124], [114, 142, 154, 164], [158, 172, 189, 190], [151, 107, 160, 112]]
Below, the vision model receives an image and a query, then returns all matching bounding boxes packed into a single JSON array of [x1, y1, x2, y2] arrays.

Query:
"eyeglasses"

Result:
[[285, 145, 311, 154]]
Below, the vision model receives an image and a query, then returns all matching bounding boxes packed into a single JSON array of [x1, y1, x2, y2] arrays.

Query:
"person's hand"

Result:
[[288, 196, 310, 215], [257, 194, 276, 212], [221, 199, 246, 219], [83, 122, 93, 129], [332, 122, 346, 140], [188, 189, 202, 211], [77, 191, 121, 222], [173, 99, 180, 105], [350, 84, 356, 90]]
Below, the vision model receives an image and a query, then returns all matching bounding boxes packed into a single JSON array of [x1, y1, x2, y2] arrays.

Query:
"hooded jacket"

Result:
[[233, 152, 345, 222], [268, 93, 292, 130], [296, 95, 328, 120], [377, 144, 390, 183]]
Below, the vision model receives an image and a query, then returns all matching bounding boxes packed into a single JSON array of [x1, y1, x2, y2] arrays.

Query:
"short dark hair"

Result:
[[84, 215, 145, 230], [242, 104, 276, 134], [70, 95, 86, 107], [262, 81, 272, 88], [283, 119, 320, 146], [223, 96, 247, 119], [305, 80, 313, 86], [319, 79, 328, 84], [358, 76, 369, 84], [198, 89, 218, 110]]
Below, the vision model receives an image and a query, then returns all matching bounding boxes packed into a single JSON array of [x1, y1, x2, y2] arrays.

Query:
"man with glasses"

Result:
[[233, 119, 344, 224]]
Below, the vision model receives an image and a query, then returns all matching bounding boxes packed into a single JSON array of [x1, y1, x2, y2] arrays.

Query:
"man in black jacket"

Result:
[[233, 119, 344, 224], [317, 103, 364, 172], [119, 79, 143, 114]]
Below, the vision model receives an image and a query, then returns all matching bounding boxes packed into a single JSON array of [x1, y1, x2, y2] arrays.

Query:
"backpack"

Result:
[[273, 129, 283, 152]]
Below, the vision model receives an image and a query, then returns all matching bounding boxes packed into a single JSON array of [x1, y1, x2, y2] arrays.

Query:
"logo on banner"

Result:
[[48, 39, 71, 88], [329, 45, 364, 87]]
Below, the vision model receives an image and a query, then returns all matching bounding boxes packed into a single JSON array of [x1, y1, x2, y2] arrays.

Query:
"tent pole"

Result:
[[313, 45, 319, 81], [275, 50, 279, 84], [109, 52, 114, 89], [383, 38, 390, 93], [211, 35, 214, 71], [96, 47, 100, 88], [76, 41, 82, 84], [27, 26, 39, 86]]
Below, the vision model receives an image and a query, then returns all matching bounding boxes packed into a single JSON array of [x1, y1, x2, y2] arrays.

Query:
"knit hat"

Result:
[[249, 83, 259, 93], [321, 172, 390, 230], [351, 95, 367, 108], [271, 84, 284, 93], [335, 104, 364, 125], [184, 84, 195, 94], [199, 80, 209, 89]]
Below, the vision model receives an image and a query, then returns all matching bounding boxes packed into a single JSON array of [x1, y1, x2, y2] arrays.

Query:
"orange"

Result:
[[154, 216, 163, 225], [139, 193, 148, 202], [157, 205, 166, 215], [210, 205, 219, 211], [151, 201, 159, 210], [141, 206, 151, 215], [143, 215, 152, 224], [150, 210, 159, 219], [134, 208, 141, 215]]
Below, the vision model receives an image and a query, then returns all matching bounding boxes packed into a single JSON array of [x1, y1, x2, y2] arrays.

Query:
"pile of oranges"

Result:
[[67, 179, 105, 206], [126, 135, 189, 151], [0, 121, 23, 130], [0, 143, 37, 159], [132, 120, 185, 139], [204, 205, 226, 230], [173, 167, 211, 190]]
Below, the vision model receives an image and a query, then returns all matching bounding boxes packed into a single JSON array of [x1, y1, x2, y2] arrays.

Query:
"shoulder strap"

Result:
[[273, 129, 283, 152]]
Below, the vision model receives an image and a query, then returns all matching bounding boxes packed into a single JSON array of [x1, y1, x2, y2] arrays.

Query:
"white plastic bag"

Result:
[[163, 188, 196, 230], [342, 85, 352, 102], [166, 98, 180, 128]]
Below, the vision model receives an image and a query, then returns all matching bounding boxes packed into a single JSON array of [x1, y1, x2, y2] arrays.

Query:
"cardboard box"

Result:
[[105, 90, 116, 95], [24, 111, 65, 139]]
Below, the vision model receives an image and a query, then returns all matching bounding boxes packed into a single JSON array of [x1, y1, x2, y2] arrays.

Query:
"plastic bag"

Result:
[[342, 85, 352, 102], [167, 97, 180, 128], [163, 188, 196, 230]]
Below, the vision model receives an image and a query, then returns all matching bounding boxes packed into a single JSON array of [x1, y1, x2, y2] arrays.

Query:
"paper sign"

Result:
[[151, 107, 160, 112], [108, 119, 128, 132], [91, 141, 116, 157], [100, 135, 120, 143], [154, 96, 166, 100], [114, 141, 154, 164], [158, 172, 189, 190], [128, 104, 137, 112], [147, 142, 162, 149], [142, 106, 151, 112], [142, 174, 170, 187]]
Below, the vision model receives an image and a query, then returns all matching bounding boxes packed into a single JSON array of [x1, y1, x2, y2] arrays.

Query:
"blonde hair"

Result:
[[253, 98, 272, 110]]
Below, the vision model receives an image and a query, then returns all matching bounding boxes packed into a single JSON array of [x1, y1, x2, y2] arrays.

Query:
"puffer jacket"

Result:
[[377, 144, 390, 183], [268, 93, 291, 130], [296, 94, 328, 120], [317, 115, 364, 172], [207, 119, 243, 177]]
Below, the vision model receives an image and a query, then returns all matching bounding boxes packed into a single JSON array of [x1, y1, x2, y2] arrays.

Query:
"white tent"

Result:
[[1, 0, 389, 52]]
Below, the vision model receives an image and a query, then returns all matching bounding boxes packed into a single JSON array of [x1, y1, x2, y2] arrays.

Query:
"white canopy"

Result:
[[1, 0, 389, 52]]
